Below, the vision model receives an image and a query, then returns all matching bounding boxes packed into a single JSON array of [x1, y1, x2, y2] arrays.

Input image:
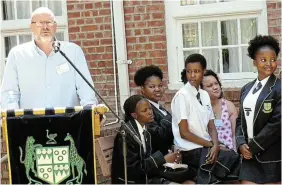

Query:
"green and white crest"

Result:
[[35, 146, 70, 184], [263, 102, 272, 113]]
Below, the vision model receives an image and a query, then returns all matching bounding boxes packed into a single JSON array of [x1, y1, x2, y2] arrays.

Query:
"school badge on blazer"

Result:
[[262, 102, 273, 113]]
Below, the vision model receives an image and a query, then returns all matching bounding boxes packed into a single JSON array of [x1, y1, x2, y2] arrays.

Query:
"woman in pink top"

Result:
[[201, 70, 238, 151]]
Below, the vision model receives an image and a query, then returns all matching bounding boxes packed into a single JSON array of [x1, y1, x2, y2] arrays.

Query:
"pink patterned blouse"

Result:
[[215, 99, 234, 150]]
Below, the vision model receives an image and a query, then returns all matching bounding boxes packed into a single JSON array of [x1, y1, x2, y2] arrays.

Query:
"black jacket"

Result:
[[146, 104, 174, 155], [111, 119, 166, 184], [236, 74, 281, 162]]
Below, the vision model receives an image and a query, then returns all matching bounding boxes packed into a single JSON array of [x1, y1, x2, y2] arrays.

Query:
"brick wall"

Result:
[[123, 0, 172, 108], [67, 0, 121, 120], [267, 0, 282, 76]]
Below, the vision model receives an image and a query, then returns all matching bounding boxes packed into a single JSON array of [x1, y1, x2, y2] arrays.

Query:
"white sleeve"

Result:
[[208, 100, 215, 120], [172, 93, 190, 125], [74, 45, 98, 106], [0, 49, 20, 109]]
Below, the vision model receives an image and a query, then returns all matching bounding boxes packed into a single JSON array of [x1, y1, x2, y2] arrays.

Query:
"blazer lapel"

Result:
[[143, 129, 151, 155], [253, 74, 277, 124], [242, 80, 256, 103], [128, 119, 142, 140]]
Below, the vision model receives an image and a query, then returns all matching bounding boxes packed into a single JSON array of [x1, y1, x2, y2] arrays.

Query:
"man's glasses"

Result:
[[31, 21, 56, 27]]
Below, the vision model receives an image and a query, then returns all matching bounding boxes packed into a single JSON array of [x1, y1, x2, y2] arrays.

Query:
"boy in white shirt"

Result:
[[171, 54, 240, 184]]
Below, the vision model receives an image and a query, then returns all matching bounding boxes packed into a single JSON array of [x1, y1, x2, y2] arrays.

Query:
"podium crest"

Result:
[[36, 146, 70, 184]]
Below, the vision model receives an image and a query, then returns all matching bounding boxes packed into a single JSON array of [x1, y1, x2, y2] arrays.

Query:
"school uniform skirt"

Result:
[[239, 157, 281, 183], [181, 147, 241, 184]]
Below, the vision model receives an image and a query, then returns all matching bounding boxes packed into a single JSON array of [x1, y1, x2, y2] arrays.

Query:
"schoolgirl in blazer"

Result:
[[236, 35, 281, 184]]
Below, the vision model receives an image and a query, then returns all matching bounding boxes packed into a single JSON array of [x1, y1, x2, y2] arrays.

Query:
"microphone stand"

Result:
[[53, 42, 119, 119], [121, 130, 127, 184], [53, 41, 142, 184]]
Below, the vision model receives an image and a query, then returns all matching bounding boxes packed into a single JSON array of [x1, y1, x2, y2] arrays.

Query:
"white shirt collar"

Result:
[[147, 99, 167, 116], [32, 39, 55, 56], [147, 99, 159, 109], [185, 82, 200, 96], [255, 76, 270, 87], [135, 119, 146, 133], [135, 119, 146, 152]]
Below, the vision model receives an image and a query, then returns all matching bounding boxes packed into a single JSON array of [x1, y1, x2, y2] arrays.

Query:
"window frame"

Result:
[[165, 0, 268, 90], [0, 0, 69, 84]]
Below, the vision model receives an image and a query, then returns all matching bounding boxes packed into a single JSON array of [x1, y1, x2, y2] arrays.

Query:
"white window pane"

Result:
[[242, 46, 256, 72], [181, 0, 197, 6], [222, 47, 239, 73], [2, 0, 15, 20], [200, 0, 217, 4], [241, 18, 257, 44], [56, 32, 64, 41], [32, 0, 44, 12], [19, 35, 32, 44], [201, 22, 218, 46], [17, 1, 30, 19], [221, 20, 238, 45], [48, 1, 62, 16], [203, 49, 220, 73], [183, 23, 199, 48], [4, 36, 17, 57], [184, 50, 199, 61]]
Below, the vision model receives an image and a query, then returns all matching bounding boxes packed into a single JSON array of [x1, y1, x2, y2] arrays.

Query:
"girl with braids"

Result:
[[111, 95, 179, 184], [236, 35, 281, 184], [134, 65, 173, 156]]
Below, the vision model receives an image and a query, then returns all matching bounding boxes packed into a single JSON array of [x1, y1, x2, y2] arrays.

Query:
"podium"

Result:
[[1, 105, 108, 184]]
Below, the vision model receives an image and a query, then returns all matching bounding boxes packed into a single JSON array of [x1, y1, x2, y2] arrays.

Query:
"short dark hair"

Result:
[[181, 53, 207, 84], [134, 65, 163, 86], [248, 35, 280, 60], [123, 95, 145, 122], [200, 69, 224, 98]]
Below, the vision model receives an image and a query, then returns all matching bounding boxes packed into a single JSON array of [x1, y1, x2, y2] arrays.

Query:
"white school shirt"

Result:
[[135, 119, 147, 152], [0, 40, 98, 109], [243, 76, 269, 138], [147, 99, 167, 116], [171, 82, 214, 151]]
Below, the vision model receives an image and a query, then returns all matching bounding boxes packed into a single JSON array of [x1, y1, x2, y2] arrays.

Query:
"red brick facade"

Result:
[[1, 0, 281, 184]]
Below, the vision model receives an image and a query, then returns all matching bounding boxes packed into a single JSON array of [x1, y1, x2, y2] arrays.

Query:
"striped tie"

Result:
[[252, 82, 262, 94], [196, 92, 202, 105]]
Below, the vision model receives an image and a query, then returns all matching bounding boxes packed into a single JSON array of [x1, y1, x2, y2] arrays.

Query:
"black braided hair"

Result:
[[123, 95, 145, 122]]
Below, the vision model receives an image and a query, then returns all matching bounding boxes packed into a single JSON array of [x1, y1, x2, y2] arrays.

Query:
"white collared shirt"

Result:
[[147, 99, 167, 116], [0, 40, 98, 109], [135, 119, 147, 152], [171, 82, 214, 151], [243, 76, 270, 138]]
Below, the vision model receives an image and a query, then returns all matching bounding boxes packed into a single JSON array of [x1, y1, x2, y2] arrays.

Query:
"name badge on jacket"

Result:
[[214, 119, 223, 127], [56, 63, 69, 75]]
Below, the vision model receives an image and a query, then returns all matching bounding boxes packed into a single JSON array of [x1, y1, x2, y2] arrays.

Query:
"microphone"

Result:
[[51, 38, 142, 145], [53, 40, 60, 53]]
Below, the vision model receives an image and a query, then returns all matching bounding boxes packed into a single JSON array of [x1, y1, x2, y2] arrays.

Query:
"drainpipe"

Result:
[[104, 0, 131, 126], [112, 0, 131, 113], [103, 0, 119, 126]]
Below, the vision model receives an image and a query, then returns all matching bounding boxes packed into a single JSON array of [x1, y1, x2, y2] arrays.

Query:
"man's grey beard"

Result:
[[34, 35, 54, 43]]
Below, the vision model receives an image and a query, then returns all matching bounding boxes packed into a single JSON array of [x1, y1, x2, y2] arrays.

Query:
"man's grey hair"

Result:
[[30, 7, 56, 22]]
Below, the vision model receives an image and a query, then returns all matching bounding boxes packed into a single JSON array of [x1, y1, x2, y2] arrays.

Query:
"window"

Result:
[[165, 0, 268, 89], [0, 0, 68, 84]]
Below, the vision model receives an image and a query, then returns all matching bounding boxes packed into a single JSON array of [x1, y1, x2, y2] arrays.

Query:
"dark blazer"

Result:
[[111, 119, 166, 184], [146, 104, 174, 155], [236, 74, 281, 162]]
